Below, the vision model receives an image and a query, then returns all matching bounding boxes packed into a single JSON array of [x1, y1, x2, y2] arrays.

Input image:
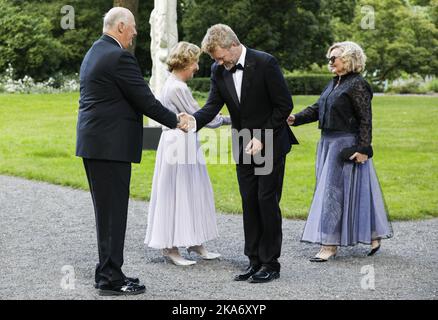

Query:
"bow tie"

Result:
[[229, 63, 244, 73]]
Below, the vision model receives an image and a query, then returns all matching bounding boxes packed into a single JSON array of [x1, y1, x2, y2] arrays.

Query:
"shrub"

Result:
[[425, 78, 438, 93], [0, 0, 65, 81], [284, 74, 333, 95], [188, 77, 211, 93], [386, 74, 435, 94], [191, 90, 209, 101], [0, 64, 79, 94], [368, 81, 385, 93], [187, 74, 333, 95]]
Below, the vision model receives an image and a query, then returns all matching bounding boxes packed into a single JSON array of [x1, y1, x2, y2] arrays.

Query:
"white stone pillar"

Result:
[[148, 0, 178, 126]]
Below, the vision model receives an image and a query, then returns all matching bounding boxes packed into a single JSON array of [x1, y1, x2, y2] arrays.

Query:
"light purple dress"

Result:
[[301, 131, 393, 246], [144, 73, 230, 249]]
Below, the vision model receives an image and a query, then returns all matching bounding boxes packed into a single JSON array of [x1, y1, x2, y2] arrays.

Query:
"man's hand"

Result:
[[177, 113, 196, 132], [287, 114, 295, 126], [349, 152, 368, 164], [245, 137, 264, 155]]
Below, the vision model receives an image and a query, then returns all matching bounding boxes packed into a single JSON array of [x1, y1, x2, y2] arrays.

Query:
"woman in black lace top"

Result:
[[288, 42, 392, 261]]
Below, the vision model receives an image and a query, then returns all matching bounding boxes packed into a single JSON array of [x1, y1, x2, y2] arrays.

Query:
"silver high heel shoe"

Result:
[[309, 245, 337, 262], [162, 248, 196, 266], [187, 245, 221, 260]]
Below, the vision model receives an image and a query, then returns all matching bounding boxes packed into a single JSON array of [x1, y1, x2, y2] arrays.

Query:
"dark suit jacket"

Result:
[[193, 47, 298, 163], [76, 35, 178, 163]]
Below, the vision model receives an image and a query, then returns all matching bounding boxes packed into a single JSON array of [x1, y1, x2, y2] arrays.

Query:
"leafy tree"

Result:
[[0, 0, 114, 79], [134, 1, 155, 76], [331, 0, 438, 82], [321, 0, 357, 24], [3, 0, 435, 84], [0, 0, 65, 80], [180, 0, 333, 76]]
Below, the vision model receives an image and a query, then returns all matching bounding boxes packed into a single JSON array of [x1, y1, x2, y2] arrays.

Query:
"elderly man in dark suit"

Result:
[[193, 24, 298, 283], [76, 7, 193, 296]]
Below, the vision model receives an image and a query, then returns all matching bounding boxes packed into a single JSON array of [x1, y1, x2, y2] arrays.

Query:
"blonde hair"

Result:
[[327, 41, 367, 73], [201, 24, 241, 54], [167, 42, 201, 72]]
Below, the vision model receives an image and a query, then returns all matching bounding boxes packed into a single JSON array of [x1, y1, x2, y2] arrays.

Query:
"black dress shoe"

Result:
[[94, 277, 140, 289], [233, 265, 261, 281], [98, 282, 146, 296], [248, 266, 280, 283], [125, 277, 140, 284]]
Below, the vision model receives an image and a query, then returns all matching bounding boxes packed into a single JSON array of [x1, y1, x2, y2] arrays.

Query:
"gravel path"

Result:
[[0, 175, 436, 300]]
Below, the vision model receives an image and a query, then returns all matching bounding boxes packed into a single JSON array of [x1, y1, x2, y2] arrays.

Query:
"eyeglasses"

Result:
[[328, 56, 340, 64]]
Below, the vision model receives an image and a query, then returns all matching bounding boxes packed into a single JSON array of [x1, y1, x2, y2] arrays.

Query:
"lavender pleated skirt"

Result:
[[144, 130, 218, 249], [301, 131, 393, 246]]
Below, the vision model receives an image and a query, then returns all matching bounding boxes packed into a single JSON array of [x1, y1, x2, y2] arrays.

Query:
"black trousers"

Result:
[[83, 158, 131, 286], [236, 156, 286, 272]]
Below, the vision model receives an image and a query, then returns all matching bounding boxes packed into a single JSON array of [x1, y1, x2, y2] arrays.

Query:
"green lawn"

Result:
[[0, 93, 437, 220]]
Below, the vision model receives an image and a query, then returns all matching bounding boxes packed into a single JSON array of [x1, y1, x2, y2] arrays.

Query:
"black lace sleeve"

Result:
[[293, 82, 333, 126], [350, 78, 373, 155], [292, 101, 319, 126]]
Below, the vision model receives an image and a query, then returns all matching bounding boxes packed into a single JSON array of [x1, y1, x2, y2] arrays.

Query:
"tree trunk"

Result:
[[113, 0, 139, 54]]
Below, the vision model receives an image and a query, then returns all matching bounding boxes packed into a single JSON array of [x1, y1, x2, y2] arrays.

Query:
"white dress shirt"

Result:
[[105, 34, 123, 49], [232, 45, 246, 103]]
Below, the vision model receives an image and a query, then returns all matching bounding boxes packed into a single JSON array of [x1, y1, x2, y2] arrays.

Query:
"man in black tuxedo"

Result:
[[193, 24, 298, 283], [76, 7, 193, 296]]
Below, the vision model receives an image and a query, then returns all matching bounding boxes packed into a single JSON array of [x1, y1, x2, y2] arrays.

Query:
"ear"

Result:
[[117, 22, 125, 34]]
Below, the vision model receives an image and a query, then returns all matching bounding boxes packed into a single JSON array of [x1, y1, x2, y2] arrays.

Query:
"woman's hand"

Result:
[[349, 152, 368, 164], [287, 114, 295, 126], [222, 115, 232, 125]]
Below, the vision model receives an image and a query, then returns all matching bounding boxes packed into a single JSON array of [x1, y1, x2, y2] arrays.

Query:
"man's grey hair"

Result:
[[103, 7, 133, 33], [201, 24, 241, 54]]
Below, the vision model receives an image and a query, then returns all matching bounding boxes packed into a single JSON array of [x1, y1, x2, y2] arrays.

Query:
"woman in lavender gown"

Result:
[[144, 42, 231, 266], [288, 41, 393, 261]]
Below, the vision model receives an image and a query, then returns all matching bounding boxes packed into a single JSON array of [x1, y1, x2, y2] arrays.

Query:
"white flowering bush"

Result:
[[0, 64, 79, 94], [386, 74, 437, 94]]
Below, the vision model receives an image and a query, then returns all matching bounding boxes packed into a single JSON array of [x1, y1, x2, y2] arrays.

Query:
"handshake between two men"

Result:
[[176, 113, 196, 133], [176, 112, 263, 156]]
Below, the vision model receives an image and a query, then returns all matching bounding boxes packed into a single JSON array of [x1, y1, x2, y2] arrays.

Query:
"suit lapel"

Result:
[[223, 69, 240, 109], [240, 49, 256, 108]]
